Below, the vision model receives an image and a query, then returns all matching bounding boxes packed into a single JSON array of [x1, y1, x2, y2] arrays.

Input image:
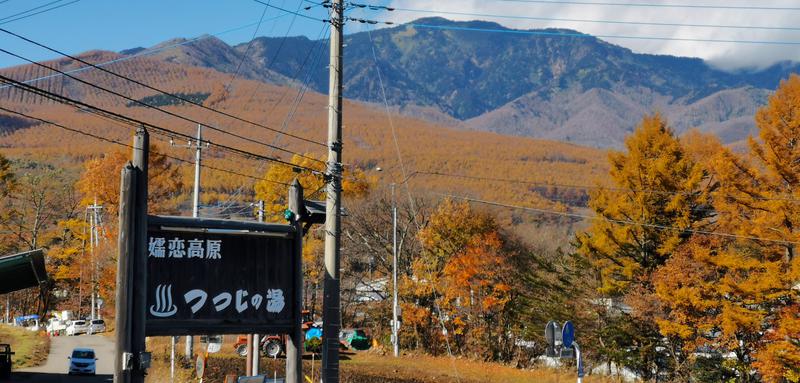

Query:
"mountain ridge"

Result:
[[110, 17, 796, 147]]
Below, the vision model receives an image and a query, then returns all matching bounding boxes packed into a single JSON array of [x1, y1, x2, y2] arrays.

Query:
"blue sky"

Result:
[[0, 0, 391, 68], [2, 0, 800, 70]]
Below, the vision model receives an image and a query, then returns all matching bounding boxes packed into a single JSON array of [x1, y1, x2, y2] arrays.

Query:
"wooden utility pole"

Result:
[[114, 164, 136, 383], [322, 0, 344, 381], [288, 180, 304, 383]]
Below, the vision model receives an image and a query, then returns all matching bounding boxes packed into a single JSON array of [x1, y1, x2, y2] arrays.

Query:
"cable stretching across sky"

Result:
[[486, 0, 800, 11], [387, 5, 800, 32], [434, 192, 800, 246], [0, 72, 322, 175], [0, 0, 79, 25], [0, 105, 292, 187], [403, 21, 800, 46], [0, 27, 327, 148], [0, 48, 327, 165]]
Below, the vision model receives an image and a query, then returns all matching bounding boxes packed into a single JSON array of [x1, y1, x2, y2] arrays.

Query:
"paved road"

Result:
[[10, 334, 114, 382]]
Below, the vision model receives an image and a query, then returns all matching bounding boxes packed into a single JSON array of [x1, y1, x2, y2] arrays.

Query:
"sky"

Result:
[[2, 0, 800, 71]]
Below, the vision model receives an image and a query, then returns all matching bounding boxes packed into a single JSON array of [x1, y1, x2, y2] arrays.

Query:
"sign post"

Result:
[[144, 216, 297, 335], [545, 320, 584, 383], [115, 134, 306, 383]]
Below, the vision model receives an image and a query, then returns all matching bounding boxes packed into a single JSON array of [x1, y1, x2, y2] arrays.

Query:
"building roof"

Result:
[[0, 249, 47, 294]]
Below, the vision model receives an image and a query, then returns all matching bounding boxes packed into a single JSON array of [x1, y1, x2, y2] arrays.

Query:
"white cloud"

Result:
[[376, 0, 800, 71]]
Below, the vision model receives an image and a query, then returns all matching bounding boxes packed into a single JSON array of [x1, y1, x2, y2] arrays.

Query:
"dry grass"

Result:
[[0, 324, 50, 369], [144, 336, 613, 383], [341, 352, 614, 383]]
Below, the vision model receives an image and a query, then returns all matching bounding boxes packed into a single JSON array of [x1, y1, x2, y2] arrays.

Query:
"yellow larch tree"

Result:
[[577, 113, 710, 295]]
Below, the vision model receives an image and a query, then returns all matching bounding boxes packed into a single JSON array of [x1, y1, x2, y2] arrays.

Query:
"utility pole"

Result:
[[131, 127, 150, 383], [287, 181, 304, 383], [171, 124, 205, 362], [322, 0, 344, 383], [251, 200, 265, 376], [87, 199, 103, 321], [322, 0, 344, 381], [114, 163, 136, 383], [391, 184, 399, 357]]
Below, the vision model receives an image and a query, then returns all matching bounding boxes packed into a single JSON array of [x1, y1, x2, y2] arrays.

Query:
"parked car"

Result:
[[87, 319, 106, 334], [66, 320, 88, 336], [67, 348, 97, 375]]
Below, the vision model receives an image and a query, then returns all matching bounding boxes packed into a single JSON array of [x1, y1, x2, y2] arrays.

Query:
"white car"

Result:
[[65, 320, 88, 336], [67, 347, 97, 375], [87, 319, 106, 334]]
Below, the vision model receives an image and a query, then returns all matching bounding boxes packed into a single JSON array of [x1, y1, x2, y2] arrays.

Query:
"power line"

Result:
[[251, 0, 325, 22], [0, 0, 78, 25], [243, 0, 313, 114], [214, 9, 331, 213], [488, 0, 800, 11], [224, 2, 271, 91], [387, 6, 800, 32], [396, 21, 800, 46], [434, 192, 800, 246], [0, 12, 296, 91], [0, 72, 322, 175], [0, 28, 327, 148], [416, 170, 800, 204], [0, 105, 291, 186], [0, 48, 326, 165]]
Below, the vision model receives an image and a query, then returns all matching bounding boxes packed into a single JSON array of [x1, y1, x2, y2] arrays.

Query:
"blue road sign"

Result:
[[562, 321, 575, 348]]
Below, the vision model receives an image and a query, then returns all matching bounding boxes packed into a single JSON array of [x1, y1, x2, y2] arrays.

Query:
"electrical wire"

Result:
[[0, 72, 322, 175], [365, 24, 461, 382], [0, 28, 327, 148], [0, 105, 291, 186], [243, 0, 312, 113], [487, 0, 800, 11], [0, 47, 326, 164], [212, 9, 331, 213], [415, 170, 800, 204], [387, 5, 800, 32], [407, 22, 800, 46], [0, 0, 78, 24], [0, 1, 78, 25], [251, 0, 325, 22], [224, 2, 271, 91], [434, 192, 800, 245], [0, 13, 295, 91]]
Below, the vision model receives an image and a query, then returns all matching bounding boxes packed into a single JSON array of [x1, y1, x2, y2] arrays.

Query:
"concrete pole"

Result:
[[252, 200, 264, 376], [192, 124, 202, 218], [89, 208, 96, 322], [322, 1, 344, 381], [186, 124, 203, 362], [391, 184, 399, 357]]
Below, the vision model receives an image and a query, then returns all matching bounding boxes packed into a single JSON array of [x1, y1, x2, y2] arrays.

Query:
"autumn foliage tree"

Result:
[[576, 114, 714, 379], [577, 114, 710, 296], [76, 145, 185, 216], [585, 77, 800, 382], [401, 199, 520, 359], [253, 154, 370, 315]]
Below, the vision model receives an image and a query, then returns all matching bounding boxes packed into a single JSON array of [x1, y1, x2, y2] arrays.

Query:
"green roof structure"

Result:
[[0, 249, 47, 294]]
